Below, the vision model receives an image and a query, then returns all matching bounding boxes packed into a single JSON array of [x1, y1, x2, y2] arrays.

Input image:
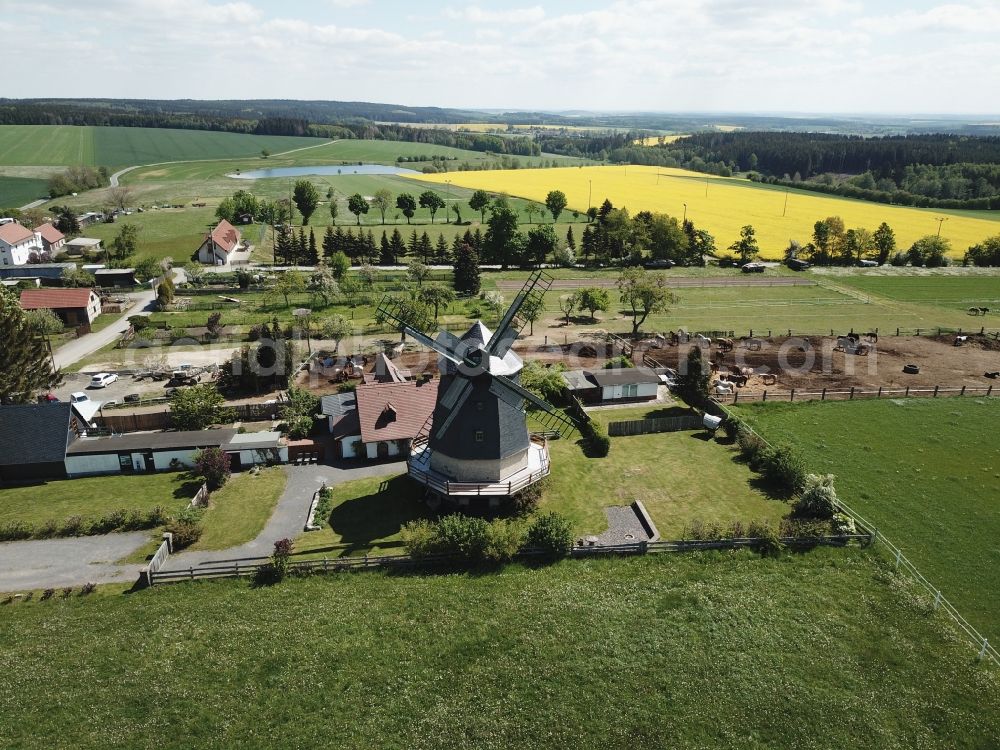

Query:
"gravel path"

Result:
[[0, 532, 150, 592], [595, 505, 652, 546]]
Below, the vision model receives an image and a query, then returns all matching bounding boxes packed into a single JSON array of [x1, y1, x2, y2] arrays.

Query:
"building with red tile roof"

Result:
[[321, 379, 437, 459], [35, 222, 66, 255], [0, 222, 43, 266], [20, 287, 102, 326], [197, 219, 243, 266]]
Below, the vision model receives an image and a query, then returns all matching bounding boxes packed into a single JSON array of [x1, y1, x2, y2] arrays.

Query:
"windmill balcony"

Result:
[[408, 434, 550, 497]]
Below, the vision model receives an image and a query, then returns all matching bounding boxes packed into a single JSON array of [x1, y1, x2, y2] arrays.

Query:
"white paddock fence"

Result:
[[713, 399, 997, 664]]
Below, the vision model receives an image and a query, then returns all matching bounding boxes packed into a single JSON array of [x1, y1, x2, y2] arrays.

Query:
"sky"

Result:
[[2, 0, 998, 114]]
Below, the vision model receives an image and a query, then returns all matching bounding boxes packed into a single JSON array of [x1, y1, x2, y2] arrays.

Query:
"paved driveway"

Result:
[[162, 461, 406, 570], [0, 532, 150, 592], [0, 461, 409, 591], [52, 289, 157, 371]]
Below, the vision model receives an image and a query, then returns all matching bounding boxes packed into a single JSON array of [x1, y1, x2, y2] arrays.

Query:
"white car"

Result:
[[89, 373, 118, 389], [70, 392, 91, 404]]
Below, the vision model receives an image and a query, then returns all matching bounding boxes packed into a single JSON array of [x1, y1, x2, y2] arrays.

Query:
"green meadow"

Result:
[[736, 397, 1000, 641], [0, 551, 997, 749]]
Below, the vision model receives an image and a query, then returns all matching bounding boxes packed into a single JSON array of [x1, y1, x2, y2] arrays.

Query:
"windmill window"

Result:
[[474, 430, 485, 442]]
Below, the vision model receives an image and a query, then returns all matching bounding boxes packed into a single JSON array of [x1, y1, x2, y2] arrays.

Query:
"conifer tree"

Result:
[[453, 243, 481, 296], [380, 231, 393, 266], [322, 225, 335, 258], [0, 287, 61, 403], [308, 229, 318, 265], [389, 228, 406, 264], [435, 233, 450, 263]]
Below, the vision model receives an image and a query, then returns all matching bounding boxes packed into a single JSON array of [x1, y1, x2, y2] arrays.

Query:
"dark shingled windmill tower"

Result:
[[376, 271, 575, 505]]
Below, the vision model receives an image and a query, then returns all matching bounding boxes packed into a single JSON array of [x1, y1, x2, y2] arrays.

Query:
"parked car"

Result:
[[741, 262, 766, 273], [70, 392, 91, 404], [644, 259, 674, 269], [787, 258, 811, 271], [124, 393, 141, 403], [89, 373, 118, 389], [858, 259, 879, 267]]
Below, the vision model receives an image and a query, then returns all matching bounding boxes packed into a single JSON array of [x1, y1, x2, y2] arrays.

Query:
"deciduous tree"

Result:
[[292, 180, 320, 225], [396, 193, 417, 224], [617, 267, 676, 335], [419, 190, 445, 223], [347, 193, 369, 225], [545, 190, 568, 222], [371, 188, 392, 224], [469, 189, 491, 224]]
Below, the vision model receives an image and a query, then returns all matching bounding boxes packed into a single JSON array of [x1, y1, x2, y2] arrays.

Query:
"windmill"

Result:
[[375, 270, 576, 503]]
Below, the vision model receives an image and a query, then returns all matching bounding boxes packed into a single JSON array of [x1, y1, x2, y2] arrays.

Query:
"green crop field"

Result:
[[1, 551, 997, 749], [0, 125, 328, 168], [735, 397, 1000, 641], [0, 176, 48, 207]]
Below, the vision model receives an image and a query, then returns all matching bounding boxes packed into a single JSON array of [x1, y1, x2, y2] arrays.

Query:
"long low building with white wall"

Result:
[[65, 429, 287, 477]]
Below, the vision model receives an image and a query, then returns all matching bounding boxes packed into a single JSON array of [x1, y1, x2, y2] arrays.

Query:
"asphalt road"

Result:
[[51, 287, 157, 371]]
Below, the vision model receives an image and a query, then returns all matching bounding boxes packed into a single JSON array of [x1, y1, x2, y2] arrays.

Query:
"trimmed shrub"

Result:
[[433, 515, 491, 562], [0, 521, 33, 541], [747, 519, 783, 556], [757, 443, 806, 493], [581, 419, 611, 457], [510, 478, 547, 515], [60, 516, 86, 536], [525, 512, 574, 559], [166, 508, 204, 550], [484, 519, 526, 563], [793, 474, 839, 519], [736, 430, 766, 464]]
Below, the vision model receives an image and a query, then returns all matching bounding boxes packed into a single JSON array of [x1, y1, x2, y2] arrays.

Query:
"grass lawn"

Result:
[[294, 474, 432, 558], [188, 467, 287, 551], [735, 397, 1000, 642], [0, 550, 997, 749], [544, 410, 787, 536], [0, 472, 197, 526]]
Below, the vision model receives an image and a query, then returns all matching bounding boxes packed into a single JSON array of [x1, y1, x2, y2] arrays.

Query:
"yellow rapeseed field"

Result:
[[633, 135, 685, 146], [412, 165, 1000, 258]]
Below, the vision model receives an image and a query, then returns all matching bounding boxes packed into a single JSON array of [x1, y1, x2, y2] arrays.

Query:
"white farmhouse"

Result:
[[0, 222, 43, 266]]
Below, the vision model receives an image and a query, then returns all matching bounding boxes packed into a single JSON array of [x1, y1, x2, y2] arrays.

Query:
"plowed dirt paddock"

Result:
[[640, 334, 1000, 393]]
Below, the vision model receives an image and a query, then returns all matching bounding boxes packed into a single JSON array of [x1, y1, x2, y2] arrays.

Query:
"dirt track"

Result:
[[640, 334, 1000, 392], [495, 276, 814, 291]]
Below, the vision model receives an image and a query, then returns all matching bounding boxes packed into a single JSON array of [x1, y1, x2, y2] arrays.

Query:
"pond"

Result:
[[227, 164, 420, 180]]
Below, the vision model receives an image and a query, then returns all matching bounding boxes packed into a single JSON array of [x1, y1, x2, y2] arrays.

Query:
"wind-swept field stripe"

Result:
[[412, 165, 1000, 259]]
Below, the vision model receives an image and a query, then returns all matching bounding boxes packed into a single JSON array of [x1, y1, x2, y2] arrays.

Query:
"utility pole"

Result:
[[588, 179, 592, 210], [782, 189, 789, 217], [935, 217, 948, 237], [683, 203, 687, 223]]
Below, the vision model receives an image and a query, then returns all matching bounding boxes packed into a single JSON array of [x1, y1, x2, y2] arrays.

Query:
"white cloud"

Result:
[[444, 5, 546, 24], [0, 0, 997, 113]]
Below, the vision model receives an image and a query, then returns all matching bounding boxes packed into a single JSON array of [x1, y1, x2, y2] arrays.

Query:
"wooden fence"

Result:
[[147, 533, 870, 586], [139, 534, 172, 587], [711, 397, 997, 664], [98, 402, 283, 434], [715, 384, 997, 405], [608, 415, 702, 436]]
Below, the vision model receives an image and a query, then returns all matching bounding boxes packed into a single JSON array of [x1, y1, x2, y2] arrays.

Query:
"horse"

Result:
[[741, 337, 763, 351], [985, 371, 1000, 380], [692, 334, 712, 348], [717, 337, 735, 352], [980, 307, 991, 315], [864, 331, 878, 343]]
